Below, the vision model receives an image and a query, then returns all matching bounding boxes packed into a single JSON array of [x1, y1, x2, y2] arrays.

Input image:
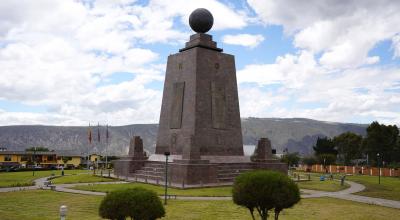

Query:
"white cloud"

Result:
[[0, 0, 253, 126], [237, 50, 318, 88], [236, 49, 400, 125], [0, 0, 399, 127], [392, 34, 400, 58], [222, 34, 264, 48], [248, 0, 400, 69]]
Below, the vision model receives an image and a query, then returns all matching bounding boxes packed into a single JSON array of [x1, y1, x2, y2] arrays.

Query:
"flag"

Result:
[[97, 122, 101, 142], [88, 123, 92, 144], [106, 124, 109, 144]]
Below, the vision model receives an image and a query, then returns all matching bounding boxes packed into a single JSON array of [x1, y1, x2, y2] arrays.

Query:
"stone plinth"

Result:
[[113, 136, 148, 176], [129, 136, 147, 159], [251, 137, 273, 162]]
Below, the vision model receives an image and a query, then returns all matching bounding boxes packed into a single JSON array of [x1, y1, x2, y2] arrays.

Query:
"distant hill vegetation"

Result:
[[0, 118, 367, 156]]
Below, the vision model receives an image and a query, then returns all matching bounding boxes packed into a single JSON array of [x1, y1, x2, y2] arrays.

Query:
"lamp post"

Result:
[[32, 146, 36, 176], [59, 205, 67, 220], [164, 151, 170, 205], [377, 153, 381, 185]]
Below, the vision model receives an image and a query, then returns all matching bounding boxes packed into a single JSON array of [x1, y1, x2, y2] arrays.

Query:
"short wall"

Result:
[[297, 164, 400, 177]]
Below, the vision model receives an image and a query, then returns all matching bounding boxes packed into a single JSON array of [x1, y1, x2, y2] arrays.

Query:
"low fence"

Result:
[[298, 164, 400, 177]]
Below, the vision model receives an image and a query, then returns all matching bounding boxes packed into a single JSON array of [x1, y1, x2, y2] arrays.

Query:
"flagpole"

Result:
[[105, 124, 108, 170], [87, 123, 92, 170]]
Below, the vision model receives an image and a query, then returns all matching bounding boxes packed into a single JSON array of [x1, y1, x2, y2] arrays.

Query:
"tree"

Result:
[[362, 121, 399, 165], [61, 156, 72, 166], [233, 170, 300, 220], [25, 147, 49, 152], [280, 152, 300, 167], [301, 156, 317, 166], [333, 132, 362, 165], [99, 187, 165, 220], [272, 175, 301, 220], [313, 137, 337, 156], [316, 154, 336, 166]]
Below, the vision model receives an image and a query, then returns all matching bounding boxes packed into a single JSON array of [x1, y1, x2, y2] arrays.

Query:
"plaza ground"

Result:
[[0, 190, 399, 220], [1, 170, 400, 219]]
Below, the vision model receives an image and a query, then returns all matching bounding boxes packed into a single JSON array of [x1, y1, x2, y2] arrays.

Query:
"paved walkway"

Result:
[[300, 181, 400, 209], [0, 176, 49, 192]]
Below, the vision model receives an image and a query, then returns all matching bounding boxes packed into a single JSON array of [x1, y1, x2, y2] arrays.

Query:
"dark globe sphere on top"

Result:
[[189, 8, 214, 33]]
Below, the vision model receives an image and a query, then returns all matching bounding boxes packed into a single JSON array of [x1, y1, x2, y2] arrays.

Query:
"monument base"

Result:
[[114, 154, 287, 188]]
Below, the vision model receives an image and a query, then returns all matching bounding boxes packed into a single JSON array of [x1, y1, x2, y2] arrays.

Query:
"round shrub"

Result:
[[233, 170, 300, 220], [99, 187, 165, 220]]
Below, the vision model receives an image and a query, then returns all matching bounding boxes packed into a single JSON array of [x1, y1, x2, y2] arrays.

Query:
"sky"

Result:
[[0, 0, 399, 126]]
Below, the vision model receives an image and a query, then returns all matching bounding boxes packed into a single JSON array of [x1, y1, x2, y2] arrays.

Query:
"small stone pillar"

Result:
[[251, 138, 272, 162], [128, 136, 147, 159]]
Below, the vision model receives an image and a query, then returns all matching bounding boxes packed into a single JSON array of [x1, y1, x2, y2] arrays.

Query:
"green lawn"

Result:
[[0, 170, 88, 188], [0, 190, 399, 220], [347, 175, 400, 201], [51, 174, 116, 184], [72, 176, 349, 196], [296, 176, 349, 192], [72, 182, 233, 197]]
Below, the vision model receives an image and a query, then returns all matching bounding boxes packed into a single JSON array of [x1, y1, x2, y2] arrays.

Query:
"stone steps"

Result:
[[216, 164, 255, 182], [132, 161, 165, 182]]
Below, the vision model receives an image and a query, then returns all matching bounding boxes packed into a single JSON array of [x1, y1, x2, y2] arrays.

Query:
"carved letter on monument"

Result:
[[211, 81, 226, 129], [170, 82, 185, 128]]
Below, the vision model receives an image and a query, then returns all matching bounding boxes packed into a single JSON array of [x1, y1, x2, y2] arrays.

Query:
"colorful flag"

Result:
[[88, 123, 92, 144], [97, 122, 101, 142], [106, 124, 109, 144]]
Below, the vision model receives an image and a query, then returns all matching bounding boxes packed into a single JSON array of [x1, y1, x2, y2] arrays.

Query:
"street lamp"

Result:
[[377, 153, 381, 185], [60, 205, 67, 220], [32, 146, 36, 176], [164, 151, 170, 205]]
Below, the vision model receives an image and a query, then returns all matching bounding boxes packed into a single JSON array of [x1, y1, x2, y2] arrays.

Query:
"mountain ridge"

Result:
[[0, 117, 368, 156]]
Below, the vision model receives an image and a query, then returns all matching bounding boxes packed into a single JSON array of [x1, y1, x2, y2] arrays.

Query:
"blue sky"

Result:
[[0, 0, 399, 126]]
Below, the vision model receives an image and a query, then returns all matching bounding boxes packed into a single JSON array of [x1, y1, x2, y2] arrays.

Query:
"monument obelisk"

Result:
[[114, 8, 287, 186], [155, 8, 243, 158]]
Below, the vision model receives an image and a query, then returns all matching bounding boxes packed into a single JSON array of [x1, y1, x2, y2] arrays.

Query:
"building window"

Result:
[[4, 155, 12, 161], [21, 156, 28, 161], [47, 156, 54, 161]]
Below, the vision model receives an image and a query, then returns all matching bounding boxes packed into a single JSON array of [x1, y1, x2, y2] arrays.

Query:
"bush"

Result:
[[301, 156, 317, 166], [233, 170, 300, 220], [99, 187, 165, 220], [280, 152, 300, 167]]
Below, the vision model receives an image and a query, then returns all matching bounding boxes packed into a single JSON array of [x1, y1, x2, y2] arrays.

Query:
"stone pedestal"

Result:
[[113, 136, 148, 176], [170, 160, 217, 185], [251, 137, 273, 162]]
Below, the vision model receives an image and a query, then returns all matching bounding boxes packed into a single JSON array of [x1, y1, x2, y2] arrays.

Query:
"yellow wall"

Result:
[[57, 156, 81, 167], [90, 154, 101, 162], [0, 154, 20, 162], [1, 153, 82, 168]]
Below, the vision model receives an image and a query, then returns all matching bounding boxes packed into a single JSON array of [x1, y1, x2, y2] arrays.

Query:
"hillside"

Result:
[[0, 118, 367, 156]]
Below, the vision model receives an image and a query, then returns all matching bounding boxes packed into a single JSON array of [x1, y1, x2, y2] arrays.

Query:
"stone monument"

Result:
[[114, 8, 287, 187], [251, 138, 273, 162]]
